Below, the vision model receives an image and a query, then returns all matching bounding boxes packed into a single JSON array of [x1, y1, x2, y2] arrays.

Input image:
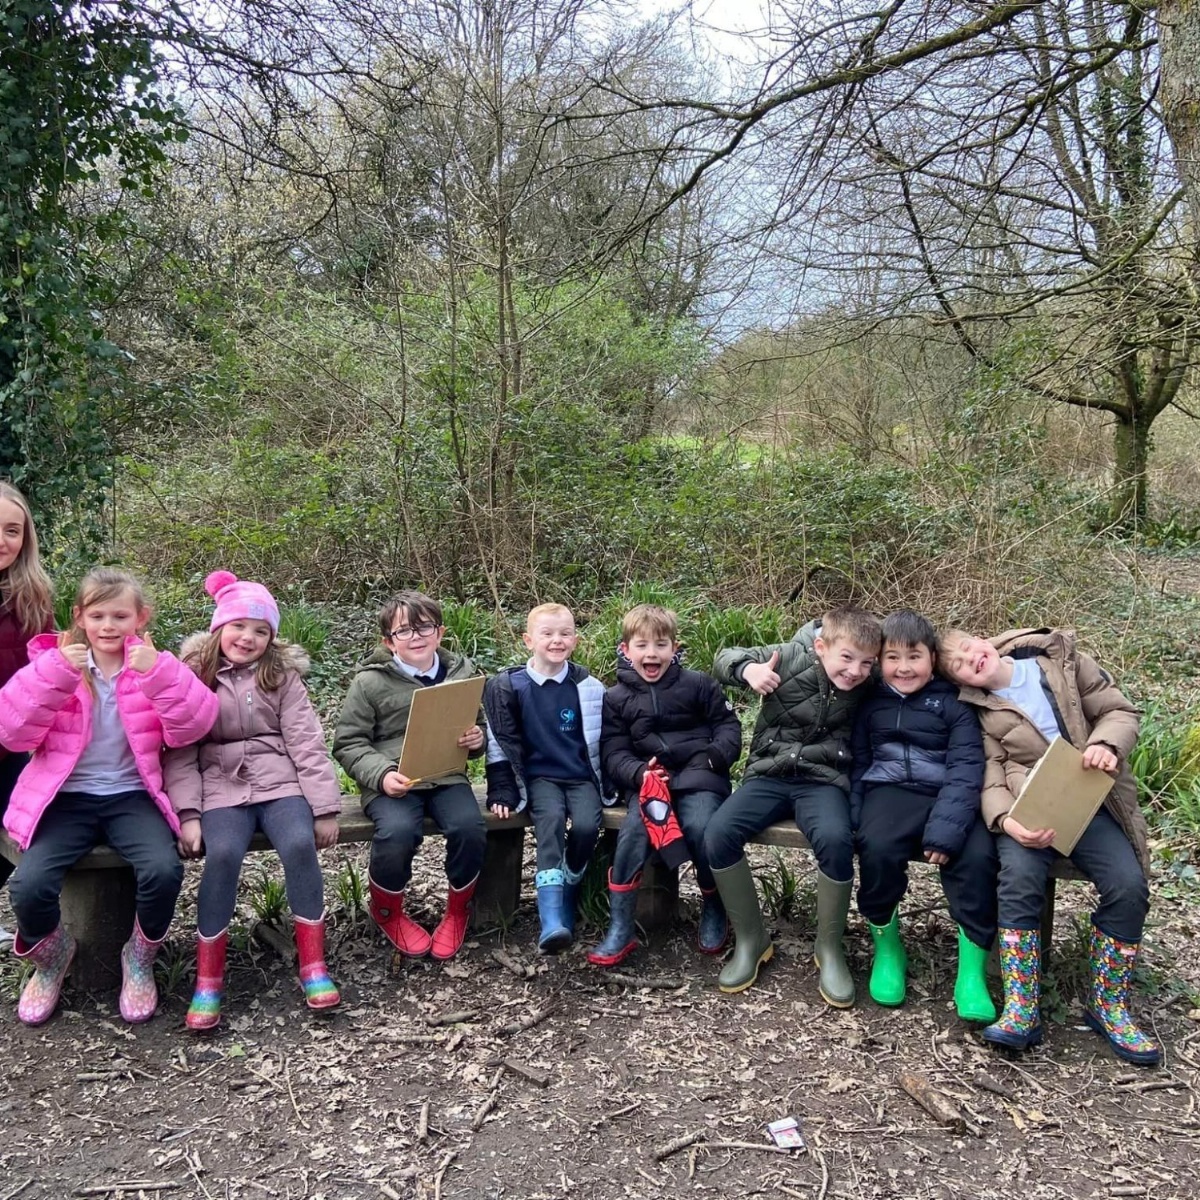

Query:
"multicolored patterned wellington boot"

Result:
[[867, 909, 907, 1006], [954, 927, 998, 1023], [13, 924, 76, 1026], [982, 927, 1042, 1051], [119, 918, 165, 1023], [186, 929, 228, 1032], [430, 875, 478, 961], [1083, 924, 1160, 1066], [294, 914, 341, 1010]]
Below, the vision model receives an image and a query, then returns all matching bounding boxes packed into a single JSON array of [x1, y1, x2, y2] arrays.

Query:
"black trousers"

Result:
[[855, 784, 998, 949], [365, 783, 486, 891]]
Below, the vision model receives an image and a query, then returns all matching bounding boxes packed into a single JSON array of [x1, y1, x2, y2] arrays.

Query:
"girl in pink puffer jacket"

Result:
[[0, 567, 218, 1027], [166, 571, 342, 1031]]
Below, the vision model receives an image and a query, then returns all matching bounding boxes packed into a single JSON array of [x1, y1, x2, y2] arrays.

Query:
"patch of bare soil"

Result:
[[1, 843, 1198, 1200]]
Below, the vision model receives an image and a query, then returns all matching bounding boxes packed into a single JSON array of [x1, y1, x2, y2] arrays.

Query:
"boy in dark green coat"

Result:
[[706, 607, 881, 1001], [333, 590, 486, 962]]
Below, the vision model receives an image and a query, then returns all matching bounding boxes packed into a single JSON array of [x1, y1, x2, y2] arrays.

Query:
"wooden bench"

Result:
[[0, 794, 1086, 990]]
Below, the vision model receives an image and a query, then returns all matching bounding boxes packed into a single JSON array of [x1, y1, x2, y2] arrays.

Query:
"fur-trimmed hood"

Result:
[[180, 631, 311, 677]]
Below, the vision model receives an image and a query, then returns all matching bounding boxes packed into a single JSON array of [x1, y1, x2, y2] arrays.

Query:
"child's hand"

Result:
[[381, 770, 413, 797], [127, 633, 159, 674], [314, 816, 340, 850], [1081, 743, 1118, 774], [177, 819, 204, 858], [1001, 814, 1055, 849], [923, 849, 950, 866], [644, 756, 670, 783], [743, 651, 781, 696], [458, 724, 484, 751], [491, 803, 512, 819], [57, 631, 89, 673]]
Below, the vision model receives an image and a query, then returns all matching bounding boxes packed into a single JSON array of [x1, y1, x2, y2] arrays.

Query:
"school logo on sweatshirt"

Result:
[[559, 707, 578, 733]]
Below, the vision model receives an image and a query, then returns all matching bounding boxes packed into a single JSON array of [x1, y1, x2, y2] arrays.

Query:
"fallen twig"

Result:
[[471, 1093, 499, 1131], [591, 1100, 642, 1130], [499, 1003, 556, 1038], [491, 948, 534, 978], [433, 1150, 457, 1200], [74, 1186, 180, 1197], [418, 1101, 430, 1143], [492, 1057, 551, 1089], [284, 1055, 310, 1131], [654, 1129, 705, 1161], [705, 1140, 793, 1154], [1, 1181, 32, 1200], [606, 972, 686, 990], [898, 1071, 967, 1135], [973, 1073, 1017, 1101], [426, 1010, 480, 1027]]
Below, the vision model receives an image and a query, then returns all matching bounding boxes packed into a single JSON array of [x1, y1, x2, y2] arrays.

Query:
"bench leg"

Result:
[[1040, 877, 1057, 959], [59, 865, 136, 992], [635, 857, 679, 930], [472, 826, 525, 930]]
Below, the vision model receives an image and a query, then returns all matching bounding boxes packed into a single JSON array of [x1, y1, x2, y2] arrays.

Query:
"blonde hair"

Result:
[[63, 568, 150, 693], [621, 604, 678, 644], [0, 482, 53, 635], [184, 629, 290, 692], [526, 602, 575, 630], [820, 606, 882, 653]]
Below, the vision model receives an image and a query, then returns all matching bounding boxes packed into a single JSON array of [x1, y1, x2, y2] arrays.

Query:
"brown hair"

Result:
[[935, 628, 974, 678], [0, 481, 54, 635], [820, 606, 882, 653], [621, 604, 679, 644], [184, 629, 290, 691], [378, 589, 443, 638]]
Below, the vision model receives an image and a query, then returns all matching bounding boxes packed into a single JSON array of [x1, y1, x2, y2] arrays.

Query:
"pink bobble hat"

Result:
[[205, 570, 281, 635]]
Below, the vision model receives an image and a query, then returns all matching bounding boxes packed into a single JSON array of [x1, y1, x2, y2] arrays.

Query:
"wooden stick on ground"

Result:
[[492, 1058, 551, 1089], [606, 972, 686, 990], [499, 1003, 556, 1038], [654, 1129, 705, 1161], [417, 1101, 430, 1143], [898, 1072, 967, 1135], [426, 1010, 480, 1027], [251, 921, 296, 963], [491, 948, 534, 978], [471, 1093, 499, 1131], [74, 1186, 181, 1197], [433, 1150, 457, 1200]]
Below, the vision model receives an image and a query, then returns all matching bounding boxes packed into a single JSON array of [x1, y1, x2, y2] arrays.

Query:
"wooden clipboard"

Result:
[[1006, 736, 1115, 855], [395, 674, 486, 784]]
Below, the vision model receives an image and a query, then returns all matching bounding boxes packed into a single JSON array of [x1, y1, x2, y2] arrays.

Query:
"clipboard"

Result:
[[396, 675, 486, 784], [1006, 736, 1115, 855]]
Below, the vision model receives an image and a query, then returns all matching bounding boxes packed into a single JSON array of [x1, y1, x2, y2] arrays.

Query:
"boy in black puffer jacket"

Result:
[[587, 605, 743, 968], [850, 610, 996, 1022]]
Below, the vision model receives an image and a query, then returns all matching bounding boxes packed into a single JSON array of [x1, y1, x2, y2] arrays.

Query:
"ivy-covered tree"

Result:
[[0, 0, 184, 539]]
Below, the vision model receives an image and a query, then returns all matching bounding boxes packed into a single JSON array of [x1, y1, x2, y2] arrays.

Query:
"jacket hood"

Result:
[[180, 630, 311, 676], [989, 628, 1069, 657]]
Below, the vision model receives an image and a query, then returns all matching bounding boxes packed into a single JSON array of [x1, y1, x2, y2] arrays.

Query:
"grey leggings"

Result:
[[197, 796, 325, 937]]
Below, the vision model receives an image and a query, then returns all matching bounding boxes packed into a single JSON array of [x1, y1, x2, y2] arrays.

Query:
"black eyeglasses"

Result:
[[389, 623, 439, 641]]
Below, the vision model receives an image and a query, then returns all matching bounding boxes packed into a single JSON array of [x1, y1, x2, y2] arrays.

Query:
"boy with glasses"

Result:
[[333, 590, 486, 961]]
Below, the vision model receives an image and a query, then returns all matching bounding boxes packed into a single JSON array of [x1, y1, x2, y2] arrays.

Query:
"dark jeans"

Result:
[[0, 751, 27, 891], [196, 796, 325, 937], [704, 775, 854, 881], [998, 806, 1149, 943], [527, 777, 601, 878], [612, 789, 723, 890], [366, 782, 486, 892], [855, 784, 998, 949], [10, 788, 184, 942]]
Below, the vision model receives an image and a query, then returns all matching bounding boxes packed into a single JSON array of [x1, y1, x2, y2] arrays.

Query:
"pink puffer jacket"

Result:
[[0, 633, 220, 849]]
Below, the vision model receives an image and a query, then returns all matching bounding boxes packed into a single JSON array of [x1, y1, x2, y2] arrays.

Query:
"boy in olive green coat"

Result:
[[333, 590, 486, 961]]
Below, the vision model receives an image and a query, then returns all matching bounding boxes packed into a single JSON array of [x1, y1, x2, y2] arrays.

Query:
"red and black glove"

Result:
[[638, 770, 690, 870]]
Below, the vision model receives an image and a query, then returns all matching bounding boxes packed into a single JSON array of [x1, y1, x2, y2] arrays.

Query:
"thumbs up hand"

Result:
[[743, 650, 782, 696], [127, 632, 159, 674], [58, 630, 89, 673]]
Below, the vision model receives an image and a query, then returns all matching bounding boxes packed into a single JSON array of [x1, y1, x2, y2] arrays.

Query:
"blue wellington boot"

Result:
[[561, 864, 585, 941], [536, 869, 571, 954]]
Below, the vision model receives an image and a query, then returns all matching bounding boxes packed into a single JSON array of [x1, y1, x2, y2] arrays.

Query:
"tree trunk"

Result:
[[1110, 411, 1150, 527], [1159, 3, 1200, 252]]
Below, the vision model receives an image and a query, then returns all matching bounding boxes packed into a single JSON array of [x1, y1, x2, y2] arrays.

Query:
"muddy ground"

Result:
[[1, 841, 1198, 1200]]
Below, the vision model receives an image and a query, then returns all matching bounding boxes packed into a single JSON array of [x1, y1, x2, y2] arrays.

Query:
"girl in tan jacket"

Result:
[[167, 572, 342, 1030], [941, 627, 1157, 1067]]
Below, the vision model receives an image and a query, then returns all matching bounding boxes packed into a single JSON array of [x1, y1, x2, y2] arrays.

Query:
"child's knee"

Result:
[[142, 853, 184, 897]]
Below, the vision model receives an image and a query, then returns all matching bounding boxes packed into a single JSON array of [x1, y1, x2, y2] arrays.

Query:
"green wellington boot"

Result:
[[867, 909, 907, 1006], [813, 872, 855, 1007], [954, 927, 997, 1023], [712, 858, 774, 993]]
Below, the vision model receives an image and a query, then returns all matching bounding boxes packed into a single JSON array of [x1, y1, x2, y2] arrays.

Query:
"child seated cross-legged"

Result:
[[849, 610, 997, 1021], [484, 603, 607, 953], [333, 591, 487, 962], [706, 607, 881, 1000], [167, 572, 342, 1031], [0, 567, 218, 1025], [940, 625, 1159, 1066], [587, 604, 743, 966]]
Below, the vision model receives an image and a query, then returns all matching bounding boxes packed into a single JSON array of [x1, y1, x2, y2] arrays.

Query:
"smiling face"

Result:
[[621, 632, 678, 684], [880, 641, 935, 695], [74, 588, 147, 666], [523, 610, 578, 676], [942, 634, 1009, 690], [814, 635, 876, 692], [219, 618, 274, 666], [385, 613, 444, 673], [0, 496, 26, 573]]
